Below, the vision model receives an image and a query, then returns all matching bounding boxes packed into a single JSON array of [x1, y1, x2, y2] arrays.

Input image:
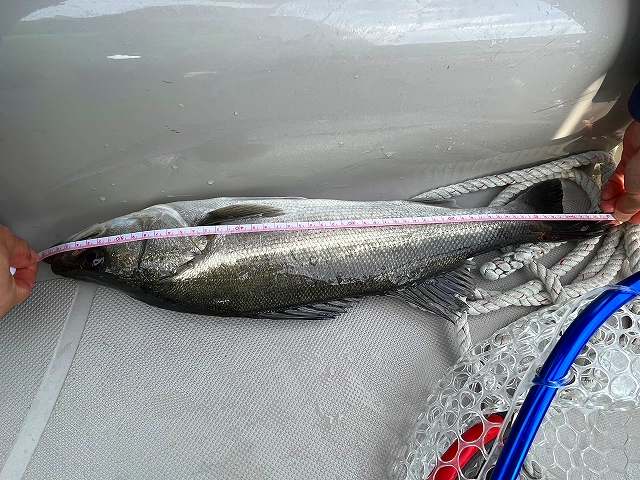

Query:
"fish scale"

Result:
[[159, 222, 503, 314]]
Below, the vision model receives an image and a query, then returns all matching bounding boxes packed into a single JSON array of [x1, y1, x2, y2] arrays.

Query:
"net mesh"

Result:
[[402, 296, 640, 480]]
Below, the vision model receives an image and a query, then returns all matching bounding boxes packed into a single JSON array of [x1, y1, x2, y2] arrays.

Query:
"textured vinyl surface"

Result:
[[0, 279, 76, 467], [23, 286, 459, 480]]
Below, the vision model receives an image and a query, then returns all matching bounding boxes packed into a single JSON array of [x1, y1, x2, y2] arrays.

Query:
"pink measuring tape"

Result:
[[33, 212, 614, 263]]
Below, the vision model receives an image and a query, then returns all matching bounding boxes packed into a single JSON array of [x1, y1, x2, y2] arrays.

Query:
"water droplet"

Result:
[[234, 111, 238, 116], [354, 75, 359, 79], [179, 103, 184, 108], [103, 143, 109, 148], [122, 200, 128, 203], [90, 187, 97, 191], [338, 141, 344, 147], [98, 197, 106, 201], [171, 165, 178, 170], [207, 180, 214, 185], [447, 146, 452, 151], [111, 183, 116, 186]]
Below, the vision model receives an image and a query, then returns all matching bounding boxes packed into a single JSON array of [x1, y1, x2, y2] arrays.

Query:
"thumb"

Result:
[[613, 192, 640, 223], [11, 277, 33, 306]]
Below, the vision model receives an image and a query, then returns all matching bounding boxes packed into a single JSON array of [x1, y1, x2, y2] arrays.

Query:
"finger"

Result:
[[13, 263, 37, 293], [601, 172, 625, 202], [621, 121, 640, 163], [8, 238, 38, 269], [613, 192, 640, 223], [601, 192, 622, 213], [10, 262, 37, 307], [11, 278, 33, 306], [601, 165, 626, 212], [625, 211, 640, 225]]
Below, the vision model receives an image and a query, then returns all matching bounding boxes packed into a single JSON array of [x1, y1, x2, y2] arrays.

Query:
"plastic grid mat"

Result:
[[0, 279, 76, 467], [22, 286, 460, 480]]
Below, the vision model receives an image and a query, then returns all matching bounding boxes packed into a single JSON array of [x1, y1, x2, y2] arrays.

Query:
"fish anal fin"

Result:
[[197, 204, 285, 226], [390, 267, 476, 320], [255, 298, 358, 320]]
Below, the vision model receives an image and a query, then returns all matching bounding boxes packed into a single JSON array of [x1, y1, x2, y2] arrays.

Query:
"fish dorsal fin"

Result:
[[410, 197, 459, 208], [197, 204, 285, 226], [255, 299, 358, 320], [389, 266, 476, 320]]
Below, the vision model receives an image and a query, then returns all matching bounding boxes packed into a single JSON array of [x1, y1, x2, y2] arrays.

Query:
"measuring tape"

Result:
[[32, 212, 613, 263]]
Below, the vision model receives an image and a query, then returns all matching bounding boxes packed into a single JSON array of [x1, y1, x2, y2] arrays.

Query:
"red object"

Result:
[[425, 414, 505, 480]]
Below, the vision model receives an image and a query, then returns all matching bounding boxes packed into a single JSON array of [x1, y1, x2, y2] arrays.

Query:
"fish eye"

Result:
[[81, 249, 105, 271]]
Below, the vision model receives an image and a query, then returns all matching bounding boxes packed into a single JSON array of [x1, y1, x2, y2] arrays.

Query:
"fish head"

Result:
[[46, 205, 207, 287], [45, 215, 145, 284]]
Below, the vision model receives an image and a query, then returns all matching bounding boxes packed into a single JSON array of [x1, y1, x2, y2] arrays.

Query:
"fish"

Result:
[[46, 180, 610, 320]]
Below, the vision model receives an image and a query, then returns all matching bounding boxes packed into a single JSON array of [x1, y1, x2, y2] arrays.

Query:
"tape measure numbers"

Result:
[[35, 212, 613, 263]]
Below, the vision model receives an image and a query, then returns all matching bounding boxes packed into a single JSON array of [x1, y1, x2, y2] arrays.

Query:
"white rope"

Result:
[[414, 151, 632, 357], [454, 311, 472, 355]]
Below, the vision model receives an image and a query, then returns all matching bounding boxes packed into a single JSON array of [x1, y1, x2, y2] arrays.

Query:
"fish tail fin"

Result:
[[510, 179, 613, 241], [536, 219, 612, 242], [512, 179, 564, 214]]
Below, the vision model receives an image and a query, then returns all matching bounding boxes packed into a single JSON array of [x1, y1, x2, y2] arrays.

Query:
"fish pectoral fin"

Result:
[[197, 204, 285, 226], [256, 299, 358, 320], [389, 267, 476, 321]]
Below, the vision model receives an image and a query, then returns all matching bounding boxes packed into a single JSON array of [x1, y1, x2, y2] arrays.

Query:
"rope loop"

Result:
[[415, 151, 624, 356]]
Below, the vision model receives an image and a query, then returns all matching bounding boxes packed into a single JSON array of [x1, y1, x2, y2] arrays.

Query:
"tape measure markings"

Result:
[[35, 213, 614, 262]]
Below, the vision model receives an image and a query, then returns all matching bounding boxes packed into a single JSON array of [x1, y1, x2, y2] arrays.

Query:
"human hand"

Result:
[[0, 225, 38, 318], [601, 120, 640, 223]]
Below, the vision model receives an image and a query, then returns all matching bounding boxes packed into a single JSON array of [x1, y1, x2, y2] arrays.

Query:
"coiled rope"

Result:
[[414, 151, 631, 356]]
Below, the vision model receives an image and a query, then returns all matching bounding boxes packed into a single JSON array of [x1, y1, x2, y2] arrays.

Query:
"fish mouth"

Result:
[[43, 222, 107, 268], [45, 248, 106, 275], [44, 251, 87, 274]]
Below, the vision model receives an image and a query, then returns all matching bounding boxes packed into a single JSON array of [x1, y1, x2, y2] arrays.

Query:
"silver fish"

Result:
[[47, 180, 609, 319]]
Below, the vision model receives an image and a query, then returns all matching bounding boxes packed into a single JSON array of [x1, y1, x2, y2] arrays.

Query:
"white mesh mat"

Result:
[[0, 280, 76, 467], [21, 286, 460, 480]]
